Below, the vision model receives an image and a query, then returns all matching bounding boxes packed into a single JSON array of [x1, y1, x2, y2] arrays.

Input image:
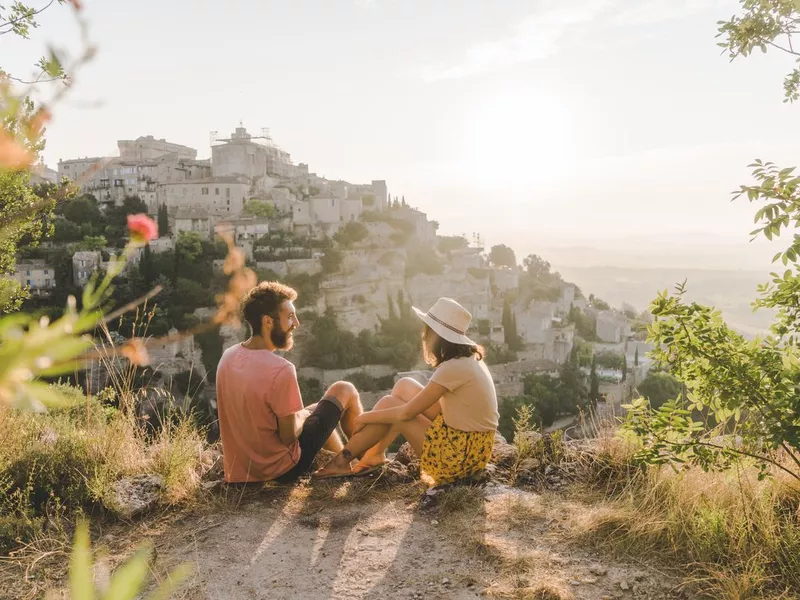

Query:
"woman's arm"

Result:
[[359, 381, 447, 426]]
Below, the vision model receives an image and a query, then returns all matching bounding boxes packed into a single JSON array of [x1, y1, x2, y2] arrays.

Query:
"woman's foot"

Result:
[[352, 453, 387, 474], [313, 453, 355, 479]]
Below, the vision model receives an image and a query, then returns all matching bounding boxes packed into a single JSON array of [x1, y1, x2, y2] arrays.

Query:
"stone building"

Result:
[[72, 251, 102, 286], [12, 260, 56, 297], [596, 311, 631, 343]]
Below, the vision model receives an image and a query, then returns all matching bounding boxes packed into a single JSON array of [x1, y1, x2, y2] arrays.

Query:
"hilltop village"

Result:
[[19, 127, 652, 430]]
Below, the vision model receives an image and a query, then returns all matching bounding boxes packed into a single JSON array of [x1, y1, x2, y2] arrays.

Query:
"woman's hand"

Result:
[[352, 414, 367, 434]]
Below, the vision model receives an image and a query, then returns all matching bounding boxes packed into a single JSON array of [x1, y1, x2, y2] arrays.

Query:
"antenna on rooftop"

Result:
[[209, 130, 219, 145]]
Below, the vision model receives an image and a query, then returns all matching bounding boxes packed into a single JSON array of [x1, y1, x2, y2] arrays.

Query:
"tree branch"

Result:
[[647, 427, 800, 486], [0, 0, 57, 35], [4, 71, 65, 85], [768, 40, 800, 57]]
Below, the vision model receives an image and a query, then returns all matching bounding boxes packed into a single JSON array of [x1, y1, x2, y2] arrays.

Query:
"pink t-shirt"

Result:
[[216, 344, 303, 482]]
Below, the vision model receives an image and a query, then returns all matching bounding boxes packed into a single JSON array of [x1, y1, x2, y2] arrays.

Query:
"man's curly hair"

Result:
[[241, 281, 298, 336]]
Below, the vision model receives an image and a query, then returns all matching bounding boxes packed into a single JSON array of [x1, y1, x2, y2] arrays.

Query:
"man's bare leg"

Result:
[[323, 380, 363, 445]]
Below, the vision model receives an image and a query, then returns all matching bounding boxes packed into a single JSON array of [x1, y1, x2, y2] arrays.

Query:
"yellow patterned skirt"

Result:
[[420, 413, 495, 486]]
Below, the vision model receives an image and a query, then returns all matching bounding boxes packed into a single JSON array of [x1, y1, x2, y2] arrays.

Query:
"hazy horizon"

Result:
[[8, 0, 799, 272]]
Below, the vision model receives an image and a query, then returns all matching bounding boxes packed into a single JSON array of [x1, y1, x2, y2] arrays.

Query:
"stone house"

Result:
[[72, 251, 102, 286], [12, 260, 56, 297], [596, 311, 631, 343], [173, 207, 214, 240]]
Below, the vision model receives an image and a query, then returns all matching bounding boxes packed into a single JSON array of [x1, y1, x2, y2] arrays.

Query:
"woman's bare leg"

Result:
[[314, 411, 431, 477], [356, 396, 429, 469]]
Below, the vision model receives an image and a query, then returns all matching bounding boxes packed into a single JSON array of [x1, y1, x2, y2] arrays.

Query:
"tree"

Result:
[[489, 244, 517, 269], [635, 372, 683, 410], [626, 6, 800, 483], [80, 235, 107, 251], [0, 0, 81, 311], [558, 345, 587, 416], [634, 346, 639, 367], [320, 247, 343, 274], [594, 350, 624, 370], [243, 198, 276, 219], [333, 221, 368, 247], [589, 294, 610, 311], [718, 1, 800, 102], [63, 194, 102, 225], [590, 355, 600, 405], [522, 254, 551, 279], [196, 326, 224, 383], [568, 306, 597, 341], [622, 355, 628, 382], [438, 235, 469, 253], [502, 297, 515, 347], [158, 204, 169, 237], [140, 244, 157, 288]]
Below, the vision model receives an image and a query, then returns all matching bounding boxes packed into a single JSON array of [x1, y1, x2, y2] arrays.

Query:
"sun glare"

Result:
[[462, 89, 577, 183]]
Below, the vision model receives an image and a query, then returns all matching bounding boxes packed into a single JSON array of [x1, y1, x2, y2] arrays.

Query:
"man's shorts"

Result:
[[274, 396, 343, 483]]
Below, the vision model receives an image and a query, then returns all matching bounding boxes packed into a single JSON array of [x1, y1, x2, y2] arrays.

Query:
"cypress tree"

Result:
[[590, 355, 599, 404], [158, 203, 169, 237]]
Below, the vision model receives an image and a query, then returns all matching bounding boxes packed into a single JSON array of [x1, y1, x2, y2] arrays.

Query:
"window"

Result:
[[44, 270, 49, 275], [227, 199, 230, 205], [201, 187, 209, 195], [215, 188, 219, 195], [331, 199, 335, 207], [25, 270, 30, 276], [226, 188, 230, 198], [26, 280, 31, 286], [114, 179, 123, 187]]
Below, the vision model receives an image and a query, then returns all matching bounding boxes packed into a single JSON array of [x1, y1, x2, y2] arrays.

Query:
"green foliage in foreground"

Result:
[[70, 520, 191, 600], [624, 0, 800, 485]]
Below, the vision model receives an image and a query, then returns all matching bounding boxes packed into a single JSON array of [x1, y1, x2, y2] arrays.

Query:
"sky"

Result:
[[6, 0, 799, 270]]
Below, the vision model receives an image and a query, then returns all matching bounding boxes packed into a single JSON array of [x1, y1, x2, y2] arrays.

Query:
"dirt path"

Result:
[[150, 481, 680, 600]]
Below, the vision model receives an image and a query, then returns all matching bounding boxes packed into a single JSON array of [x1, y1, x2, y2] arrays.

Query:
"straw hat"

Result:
[[412, 297, 476, 346]]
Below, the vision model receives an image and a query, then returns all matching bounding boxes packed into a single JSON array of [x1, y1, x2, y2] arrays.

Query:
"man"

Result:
[[216, 281, 363, 483]]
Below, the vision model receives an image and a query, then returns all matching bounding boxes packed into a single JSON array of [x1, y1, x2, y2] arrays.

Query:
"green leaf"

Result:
[[102, 546, 151, 600], [147, 563, 193, 600], [70, 522, 96, 600], [43, 49, 63, 78]]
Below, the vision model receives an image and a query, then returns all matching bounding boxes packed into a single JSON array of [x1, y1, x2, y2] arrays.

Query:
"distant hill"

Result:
[[556, 265, 775, 337]]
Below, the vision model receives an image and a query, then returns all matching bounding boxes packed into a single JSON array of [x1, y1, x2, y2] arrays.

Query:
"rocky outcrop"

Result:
[[105, 474, 164, 518]]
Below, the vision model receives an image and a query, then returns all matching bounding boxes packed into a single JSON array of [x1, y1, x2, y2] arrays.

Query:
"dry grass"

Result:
[[0, 382, 208, 599], [570, 433, 800, 597]]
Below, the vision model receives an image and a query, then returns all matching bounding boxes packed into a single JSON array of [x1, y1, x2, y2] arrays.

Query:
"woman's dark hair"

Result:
[[422, 324, 484, 367], [242, 281, 298, 336]]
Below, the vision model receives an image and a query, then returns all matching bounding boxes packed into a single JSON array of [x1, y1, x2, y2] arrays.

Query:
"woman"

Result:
[[315, 297, 499, 485]]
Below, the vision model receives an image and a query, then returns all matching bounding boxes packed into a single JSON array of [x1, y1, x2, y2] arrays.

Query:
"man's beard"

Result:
[[270, 321, 294, 351]]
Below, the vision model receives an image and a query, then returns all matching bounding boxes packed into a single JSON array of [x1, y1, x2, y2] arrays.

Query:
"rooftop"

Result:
[[161, 175, 250, 186], [174, 207, 212, 220]]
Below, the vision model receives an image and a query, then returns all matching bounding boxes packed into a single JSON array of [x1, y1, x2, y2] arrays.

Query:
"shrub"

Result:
[[0, 384, 205, 551]]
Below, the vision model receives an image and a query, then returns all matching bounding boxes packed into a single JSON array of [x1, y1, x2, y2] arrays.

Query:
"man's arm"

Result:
[[277, 412, 303, 446], [273, 365, 306, 447]]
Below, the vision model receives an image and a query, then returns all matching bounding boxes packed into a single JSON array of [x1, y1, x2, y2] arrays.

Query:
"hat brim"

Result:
[[412, 306, 477, 346]]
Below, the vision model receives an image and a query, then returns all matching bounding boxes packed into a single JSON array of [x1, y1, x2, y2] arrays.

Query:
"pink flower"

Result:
[[127, 213, 158, 243]]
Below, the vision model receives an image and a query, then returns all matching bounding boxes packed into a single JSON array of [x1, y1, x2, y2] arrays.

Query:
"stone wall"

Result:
[[296, 363, 396, 387]]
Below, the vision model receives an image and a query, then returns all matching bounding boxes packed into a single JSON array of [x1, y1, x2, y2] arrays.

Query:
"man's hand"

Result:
[[278, 409, 308, 447]]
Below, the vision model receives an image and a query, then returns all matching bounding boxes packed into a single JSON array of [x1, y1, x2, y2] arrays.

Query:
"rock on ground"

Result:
[[105, 474, 164, 518]]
